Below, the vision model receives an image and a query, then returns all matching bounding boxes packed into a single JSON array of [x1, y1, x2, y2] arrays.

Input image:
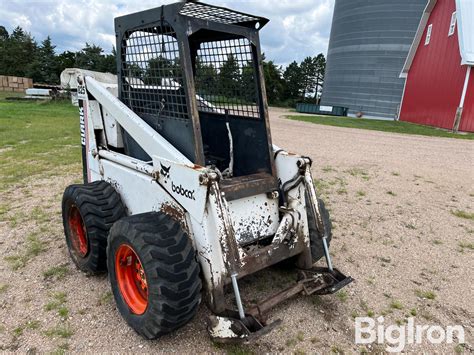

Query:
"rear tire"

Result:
[[306, 195, 332, 263], [107, 212, 202, 339], [62, 180, 126, 273]]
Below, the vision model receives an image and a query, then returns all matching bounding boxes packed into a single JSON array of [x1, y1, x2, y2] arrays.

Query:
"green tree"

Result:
[[75, 43, 105, 71], [283, 61, 302, 101], [219, 54, 240, 99], [299, 56, 318, 100], [28, 36, 59, 84], [240, 61, 256, 103], [100, 47, 117, 74], [314, 53, 326, 102], [195, 59, 218, 97], [143, 55, 178, 85], [2, 26, 37, 77], [0, 26, 8, 40], [262, 56, 284, 105], [0, 26, 8, 73], [57, 51, 77, 73]]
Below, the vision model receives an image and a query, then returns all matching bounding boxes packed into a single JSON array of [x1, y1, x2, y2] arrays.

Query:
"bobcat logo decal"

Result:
[[160, 163, 171, 179]]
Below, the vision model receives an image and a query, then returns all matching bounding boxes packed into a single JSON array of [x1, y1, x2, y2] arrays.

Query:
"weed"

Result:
[[314, 179, 329, 194], [12, 320, 40, 337], [391, 172, 400, 176], [404, 222, 416, 230], [44, 325, 73, 339], [310, 337, 318, 344], [451, 210, 474, 220], [52, 343, 69, 355], [312, 295, 322, 306], [13, 326, 24, 336], [58, 307, 69, 319], [346, 168, 369, 179], [459, 242, 474, 251], [45, 292, 67, 316], [322, 166, 335, 173], [410, 308, 417, 316], [432, 239, 443, 245], [296, 331, 304, 342], [0, 284, 8, 294], [4, 233, 47, 270], [31, 206, 50, 223], [331, 345, 344, 354], [386, 191, 397, 196], [390, 300, 403, 310], [366, 277, 375, 285], [337, 187, 347, 195], [356, 190, 366, 197], [99, 291, 113, 305], [415, 290, 436, 300], [43, 265, 69, 280], [0, 204, 8, 220], [286, 338, 297, 347], [336, 290, 348, 302], [351, 310, 359, 319]]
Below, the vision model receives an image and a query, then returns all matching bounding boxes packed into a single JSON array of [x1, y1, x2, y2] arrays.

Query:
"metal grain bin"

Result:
[[320, 0, 426, 119]]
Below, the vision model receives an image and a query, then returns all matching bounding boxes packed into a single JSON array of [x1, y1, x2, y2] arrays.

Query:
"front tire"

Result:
[[107, 212, 202, 339]]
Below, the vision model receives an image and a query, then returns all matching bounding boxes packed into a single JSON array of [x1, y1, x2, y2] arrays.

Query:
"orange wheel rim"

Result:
[[68, 205, 88, 257], [115, 244, 148, 315]]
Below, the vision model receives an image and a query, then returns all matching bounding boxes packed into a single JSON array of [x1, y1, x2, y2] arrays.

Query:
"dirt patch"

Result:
[[0, 108, 472, 353]]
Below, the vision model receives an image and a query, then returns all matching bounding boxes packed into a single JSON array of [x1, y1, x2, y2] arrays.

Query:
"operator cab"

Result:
[[115, 2, 277, 200]]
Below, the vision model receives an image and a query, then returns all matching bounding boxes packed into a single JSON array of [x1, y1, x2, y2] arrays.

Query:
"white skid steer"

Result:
[[60, 1, 352, 342]]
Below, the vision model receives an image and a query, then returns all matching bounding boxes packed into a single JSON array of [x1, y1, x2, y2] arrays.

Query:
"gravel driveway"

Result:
[[0, 107, 472, 353]]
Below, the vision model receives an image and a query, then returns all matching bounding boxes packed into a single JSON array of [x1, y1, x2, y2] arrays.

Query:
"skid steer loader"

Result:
[[60, 1, 352, 342]]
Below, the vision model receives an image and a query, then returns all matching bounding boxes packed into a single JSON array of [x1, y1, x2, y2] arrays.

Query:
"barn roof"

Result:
[[401, 0, 474, 78]]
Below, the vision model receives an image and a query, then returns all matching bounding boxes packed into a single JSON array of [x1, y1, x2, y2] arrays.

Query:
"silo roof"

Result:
[[401, 0, 474, 78]]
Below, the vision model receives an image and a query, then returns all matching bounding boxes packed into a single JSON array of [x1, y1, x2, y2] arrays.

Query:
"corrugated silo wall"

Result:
[[320, 0, 426, 119]]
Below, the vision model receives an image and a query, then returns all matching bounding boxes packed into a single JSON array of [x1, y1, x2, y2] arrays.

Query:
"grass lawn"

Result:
[[0, 96, 81, 190], [287, 114, 474, 140]]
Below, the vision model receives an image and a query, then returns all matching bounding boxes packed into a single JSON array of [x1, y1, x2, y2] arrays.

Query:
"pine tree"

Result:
[[28, 36, 59, 84], [219, 54, 240, 99], [2, 26, 37, 77], [283, 61, 302, 101]]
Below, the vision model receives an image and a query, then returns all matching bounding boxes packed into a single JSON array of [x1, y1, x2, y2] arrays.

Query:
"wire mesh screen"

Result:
[[194, 38, 260, 118], [180, 2, 259, 25], [121, 23, 189, 120]]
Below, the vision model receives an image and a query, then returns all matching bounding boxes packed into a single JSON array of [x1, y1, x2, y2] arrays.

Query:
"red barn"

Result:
[[400, 0, 474, 132]]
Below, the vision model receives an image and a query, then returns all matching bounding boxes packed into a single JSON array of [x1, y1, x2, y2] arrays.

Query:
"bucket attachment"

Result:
[[208, 311, 281, 344]]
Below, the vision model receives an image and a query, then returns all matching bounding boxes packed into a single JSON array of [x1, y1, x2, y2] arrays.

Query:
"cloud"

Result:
[[0, 0, 334, 66]]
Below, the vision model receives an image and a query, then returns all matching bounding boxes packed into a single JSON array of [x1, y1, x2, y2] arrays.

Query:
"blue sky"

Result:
[[0, 0, 334, 66]]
